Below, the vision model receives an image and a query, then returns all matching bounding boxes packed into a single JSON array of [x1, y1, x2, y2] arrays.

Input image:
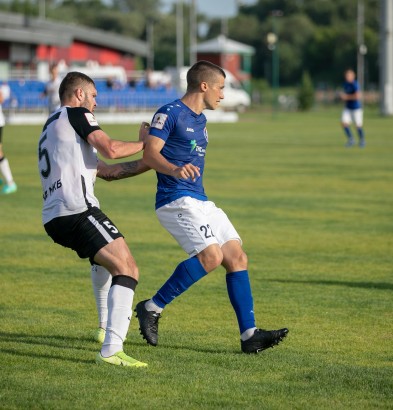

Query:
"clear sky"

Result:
[[160, 0, 257, 18]]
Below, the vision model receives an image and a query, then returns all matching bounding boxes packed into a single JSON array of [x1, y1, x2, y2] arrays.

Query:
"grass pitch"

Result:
[[0, 108, 392, 409]]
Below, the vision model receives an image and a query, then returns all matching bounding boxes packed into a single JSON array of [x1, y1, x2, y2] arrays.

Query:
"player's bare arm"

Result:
[[143, 135, 200, 180], [97, 159, 151, 181], [347, 91, 360, 101], [87, 127, 146, 160], [138, 121, 150, 146], [341, 91, 360, 101]]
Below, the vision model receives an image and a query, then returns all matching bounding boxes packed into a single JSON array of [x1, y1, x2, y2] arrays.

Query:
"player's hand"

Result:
[[173, 163, 200, 181], [139, 122, 150, 146]]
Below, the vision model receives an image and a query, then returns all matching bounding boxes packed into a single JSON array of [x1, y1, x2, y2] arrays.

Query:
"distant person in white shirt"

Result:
[[42, 64, 61, 113], [0, 82, 17, 195]]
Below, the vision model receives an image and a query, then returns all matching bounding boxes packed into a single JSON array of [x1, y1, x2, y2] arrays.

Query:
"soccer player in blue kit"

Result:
[[340, 69, 366, 148], [135, 61, 288, 354]]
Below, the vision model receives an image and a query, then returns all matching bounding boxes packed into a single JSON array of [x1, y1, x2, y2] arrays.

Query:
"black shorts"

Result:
[[44, 207, 124, 264]]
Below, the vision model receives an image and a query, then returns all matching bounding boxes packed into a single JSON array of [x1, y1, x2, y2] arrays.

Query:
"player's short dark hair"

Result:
[[186, 60, 226, 92], [59, 71, 96, 103]]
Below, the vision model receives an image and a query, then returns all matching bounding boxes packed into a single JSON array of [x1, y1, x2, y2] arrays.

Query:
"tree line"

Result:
[[1, 0, 380, 88]]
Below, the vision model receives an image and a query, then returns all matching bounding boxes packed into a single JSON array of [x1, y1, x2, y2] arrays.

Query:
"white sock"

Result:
[[241, 327, 257, 341], [91, 264, 111, 329], [101, 282, 134, 357], [145, 298, 163, 314], [0, 157, 14, 185]]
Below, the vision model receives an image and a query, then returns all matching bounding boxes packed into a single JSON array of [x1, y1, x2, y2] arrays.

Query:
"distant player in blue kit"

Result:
[[135, 61, 288, 354], [340, 69, 365, 148]]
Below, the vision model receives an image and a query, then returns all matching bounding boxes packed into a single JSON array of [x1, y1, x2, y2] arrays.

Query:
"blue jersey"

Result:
[[149, 99, 209, 209], [343, 80, 361, 110]]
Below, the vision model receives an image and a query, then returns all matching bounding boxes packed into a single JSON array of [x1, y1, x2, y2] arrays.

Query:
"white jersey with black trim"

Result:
[[38, 106, 102, 224]]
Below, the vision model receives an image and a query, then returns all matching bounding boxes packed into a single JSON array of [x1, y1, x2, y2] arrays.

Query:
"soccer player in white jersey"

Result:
[[38, 71, 150, 368], [0, 82, 17, 194], [135, 61, 288, 354]]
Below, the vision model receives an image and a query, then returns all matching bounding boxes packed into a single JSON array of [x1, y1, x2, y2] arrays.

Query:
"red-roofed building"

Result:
[[0, 11, 148, 80], [193, 35, 255, 87]]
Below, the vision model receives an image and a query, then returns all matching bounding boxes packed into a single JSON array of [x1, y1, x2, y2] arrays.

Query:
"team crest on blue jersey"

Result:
[[203, 127, 208, 141]]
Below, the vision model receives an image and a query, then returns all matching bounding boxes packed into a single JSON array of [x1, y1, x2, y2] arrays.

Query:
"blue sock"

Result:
[[226, 270, 256, 334], [152, 256, 208, 308], [357, 127, 365, 139], [343, 126, 353, 139]]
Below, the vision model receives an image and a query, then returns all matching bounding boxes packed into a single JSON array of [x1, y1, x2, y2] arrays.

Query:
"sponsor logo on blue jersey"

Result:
[[189, 139, 206, 156], [190, 139, 197, 152]]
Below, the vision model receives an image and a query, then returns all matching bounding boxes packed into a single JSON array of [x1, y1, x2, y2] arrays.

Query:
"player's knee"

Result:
[[198, 246, 223, 272], [110, 253, 139, 280], [125, 256, 139, 280], [237, 250, 248, 267], [225, 250, 248, 272]]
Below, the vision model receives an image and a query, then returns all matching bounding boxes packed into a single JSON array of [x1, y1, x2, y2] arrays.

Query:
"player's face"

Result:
[[80, 84, 98, 112], [204, 74, 225, 110], [50, 67, 58, 79], [345, 71, 355, 82]]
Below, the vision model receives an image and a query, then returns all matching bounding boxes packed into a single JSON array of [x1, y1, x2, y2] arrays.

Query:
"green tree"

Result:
[[303, 25, 357, 84], [236, 0, 379, 86], [297, 70, 315, 111], [151, 13, 177, 70], [0, 0, 380, 86], [276, 13, 315, 84], [7, 0, 37, 15]]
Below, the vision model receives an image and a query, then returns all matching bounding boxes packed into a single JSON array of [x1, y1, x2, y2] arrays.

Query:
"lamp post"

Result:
[[176, 0, 184, 71], [266, 32, 277, 113], [380, 0, 393, 115], [267, 10, 282, 116], [39, 0, 45, 19], [147, 18, 154, 70], [189, 0, 197, 66], [357, 0, 367, 100]]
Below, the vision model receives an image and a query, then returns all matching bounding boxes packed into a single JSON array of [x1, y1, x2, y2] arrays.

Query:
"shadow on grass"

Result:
[[1, 331, 245, 364], [2, 332, 285, 358], [0, 331, 96, 352], [127, 337, 235, 354], [266, 279, 393, 291], [127, 336, 262, 355], [1, 348, 93, 364]]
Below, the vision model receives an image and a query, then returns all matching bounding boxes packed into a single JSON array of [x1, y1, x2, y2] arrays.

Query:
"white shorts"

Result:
[[156, 196, 242, 257], [341, 108, 363, 127]]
